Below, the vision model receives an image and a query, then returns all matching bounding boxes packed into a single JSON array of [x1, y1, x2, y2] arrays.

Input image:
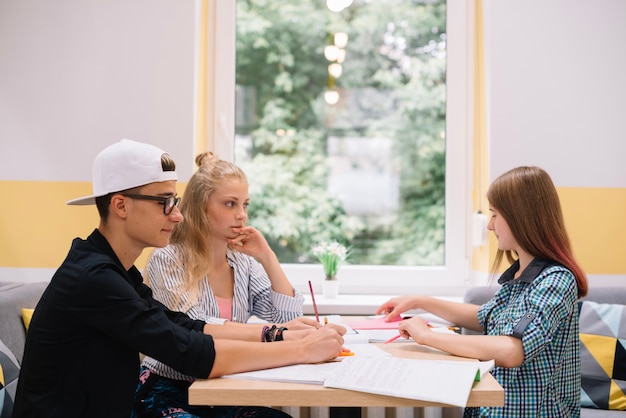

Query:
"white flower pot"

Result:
[[322, 280, 339, 299]]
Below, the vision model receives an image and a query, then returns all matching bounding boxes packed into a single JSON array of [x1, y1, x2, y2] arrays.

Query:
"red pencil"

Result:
[[308, 280, 320, 323], [384, 333, 403, 344]]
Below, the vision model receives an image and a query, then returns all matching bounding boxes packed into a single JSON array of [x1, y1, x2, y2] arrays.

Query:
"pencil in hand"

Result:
[[308, 280, 320, 323], [384, 334, 403, 344]]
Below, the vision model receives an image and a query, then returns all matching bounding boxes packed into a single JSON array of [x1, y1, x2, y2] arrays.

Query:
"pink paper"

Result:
[[349, 316, 403, 330]]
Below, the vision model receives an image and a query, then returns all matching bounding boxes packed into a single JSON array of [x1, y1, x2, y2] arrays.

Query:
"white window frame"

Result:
[[209, 0, 474, 298]]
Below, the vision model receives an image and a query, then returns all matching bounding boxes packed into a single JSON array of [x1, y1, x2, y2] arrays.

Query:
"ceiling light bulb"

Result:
[[328, 63, 343, 78], [336, 49, 346, 64], [324, 45, 339, 62], [324, 90, 339, 105], [327, 0, 345, 12], [334, 32, 348, 48]]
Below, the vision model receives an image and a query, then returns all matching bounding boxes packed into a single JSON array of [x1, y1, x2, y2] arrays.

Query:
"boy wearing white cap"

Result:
[[13, 139, 345, 418]]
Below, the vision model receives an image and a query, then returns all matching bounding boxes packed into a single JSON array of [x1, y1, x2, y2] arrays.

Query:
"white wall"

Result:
[[0, 0, 198, 181], [484, 0, 626, 187]]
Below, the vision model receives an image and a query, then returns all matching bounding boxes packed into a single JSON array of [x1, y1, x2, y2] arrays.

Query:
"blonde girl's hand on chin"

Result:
[[228, 226, 272, 258], [229, 225, 296, 297]]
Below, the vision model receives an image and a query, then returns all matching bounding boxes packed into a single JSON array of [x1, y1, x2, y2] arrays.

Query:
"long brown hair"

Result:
[[487, 166, 587, 297]]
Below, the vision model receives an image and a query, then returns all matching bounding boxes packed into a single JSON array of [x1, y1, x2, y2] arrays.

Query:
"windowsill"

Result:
[[302, 294, 463, 316]]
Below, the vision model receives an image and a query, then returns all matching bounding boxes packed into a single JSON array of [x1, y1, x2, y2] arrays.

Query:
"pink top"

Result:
[[215, 296, 233, 321]]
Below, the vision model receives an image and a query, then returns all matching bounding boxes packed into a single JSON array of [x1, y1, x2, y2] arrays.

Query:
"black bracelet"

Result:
[[270, 325, 279, 342], [264, 325, 277, 342], [274, 327, 288, 342]]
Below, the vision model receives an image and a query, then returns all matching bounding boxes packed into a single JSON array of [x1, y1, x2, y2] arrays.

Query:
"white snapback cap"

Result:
[[66, 139, 178, 205]]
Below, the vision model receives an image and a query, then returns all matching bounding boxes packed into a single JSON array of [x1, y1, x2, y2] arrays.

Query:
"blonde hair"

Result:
[[167, 152, 247, 306]]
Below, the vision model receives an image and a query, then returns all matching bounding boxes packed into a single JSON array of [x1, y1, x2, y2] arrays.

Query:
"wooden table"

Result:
[[189, 342, 504, 408]]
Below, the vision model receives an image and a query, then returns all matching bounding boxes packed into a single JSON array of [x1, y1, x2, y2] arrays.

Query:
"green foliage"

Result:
[[237, 121, 362, 262], [236, 0, 446, 265]]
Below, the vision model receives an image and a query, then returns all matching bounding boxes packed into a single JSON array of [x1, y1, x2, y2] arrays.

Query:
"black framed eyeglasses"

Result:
[[121, 194, 181, 215]]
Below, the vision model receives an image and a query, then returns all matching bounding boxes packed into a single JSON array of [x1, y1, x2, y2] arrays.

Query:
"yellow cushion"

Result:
[[21, 308, 34, 331], [579, 301, 626, 410]]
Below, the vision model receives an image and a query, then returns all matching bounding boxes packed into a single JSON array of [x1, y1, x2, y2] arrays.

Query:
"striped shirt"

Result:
[[464, 259, 580, 418], [142, 244, 304, 381]]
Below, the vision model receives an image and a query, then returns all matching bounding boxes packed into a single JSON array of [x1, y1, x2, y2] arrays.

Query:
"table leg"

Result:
[[329, 407, 361, 418]]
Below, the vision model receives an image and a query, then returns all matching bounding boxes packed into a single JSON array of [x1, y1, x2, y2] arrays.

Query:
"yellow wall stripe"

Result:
[[472, 0, 491, 273], [2, 181, 625, 275], [0, 181, 186, 270], [194, 0, 209, 157], [1, 181, 98, 268], [560, 187, 626, 275]]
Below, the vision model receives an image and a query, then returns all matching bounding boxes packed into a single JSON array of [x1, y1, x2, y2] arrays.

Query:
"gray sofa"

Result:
[[464, 285, 626, 417], [0, 281, 49, 416]]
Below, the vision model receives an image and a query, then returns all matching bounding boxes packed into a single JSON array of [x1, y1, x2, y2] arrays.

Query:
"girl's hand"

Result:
[[228, 226, 271, 259], [230, 225, 295, 297], [398, 316, 431, 344], [280, 317, 343, 340], [376, 295, 420, 321], [299, 325, 346, 363]]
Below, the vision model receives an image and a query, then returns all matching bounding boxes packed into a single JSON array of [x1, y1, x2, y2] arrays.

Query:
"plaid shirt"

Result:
[[464, 259, 580, 418]]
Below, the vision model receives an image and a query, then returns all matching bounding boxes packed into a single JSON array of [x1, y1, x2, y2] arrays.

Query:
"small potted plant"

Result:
[[312, 241, 349, 298]]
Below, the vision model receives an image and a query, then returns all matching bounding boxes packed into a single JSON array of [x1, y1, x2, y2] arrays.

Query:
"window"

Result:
[[211, 0, 471, 296]]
